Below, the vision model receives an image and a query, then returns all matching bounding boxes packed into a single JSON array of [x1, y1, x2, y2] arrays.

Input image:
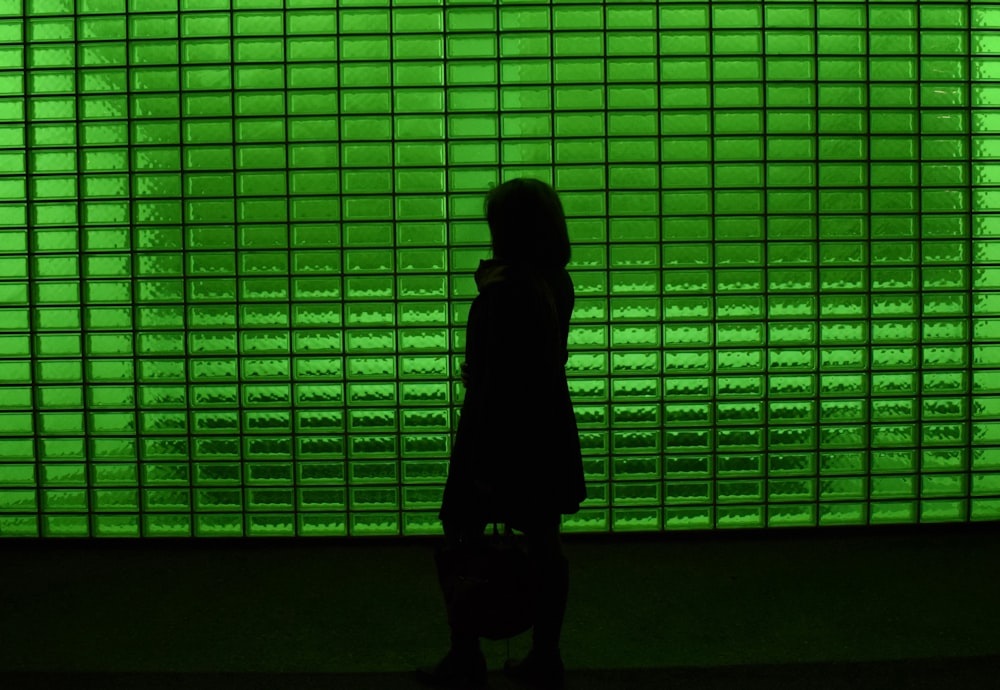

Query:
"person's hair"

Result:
[[484, 178, 571, 269]]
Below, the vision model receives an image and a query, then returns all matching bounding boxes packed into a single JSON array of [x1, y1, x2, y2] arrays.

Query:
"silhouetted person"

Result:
[[417, 178, 586, 690]]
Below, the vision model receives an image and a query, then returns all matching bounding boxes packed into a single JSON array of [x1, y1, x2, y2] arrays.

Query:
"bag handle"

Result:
[[491, 522, 516, 542]]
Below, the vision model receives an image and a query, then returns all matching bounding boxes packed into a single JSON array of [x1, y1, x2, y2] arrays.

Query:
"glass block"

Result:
[[716, 506, 764, 529]]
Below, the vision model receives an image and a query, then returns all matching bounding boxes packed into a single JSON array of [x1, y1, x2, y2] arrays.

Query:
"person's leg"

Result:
[[441, 516, 489, 657], [519, 514, 569, 657], [416, 516, 491, 687]]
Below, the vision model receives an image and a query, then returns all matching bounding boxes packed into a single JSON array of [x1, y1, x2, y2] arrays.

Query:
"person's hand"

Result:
[[460, 361, 469, 388]]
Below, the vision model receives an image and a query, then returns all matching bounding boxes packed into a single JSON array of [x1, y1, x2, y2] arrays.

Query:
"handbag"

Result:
[[433, 522, 538, 641]]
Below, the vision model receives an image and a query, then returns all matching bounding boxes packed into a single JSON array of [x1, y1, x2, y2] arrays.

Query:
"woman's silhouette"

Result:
[[417, 178, 587, 689]]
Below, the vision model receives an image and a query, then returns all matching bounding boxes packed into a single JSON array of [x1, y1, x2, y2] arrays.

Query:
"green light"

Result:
[[0, 0, 996, 537]]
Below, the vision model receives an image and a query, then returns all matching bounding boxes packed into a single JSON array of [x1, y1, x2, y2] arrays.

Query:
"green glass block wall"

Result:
[[0, 0, 997, 537]]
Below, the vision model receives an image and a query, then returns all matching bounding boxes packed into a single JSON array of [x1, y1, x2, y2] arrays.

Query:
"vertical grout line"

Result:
[[810, 2, 823, 528], [653, 0, 663, 532], [965, 0, 975, 525], [167, 0, 185, 536], [126, 0, 140, 538], [963, 0, 975, 525], [596, 0, 617, 532], [863, 2, 874, 527], [812, 7, 823, 522], [809, 3, 820, 529], [388, 0, 399, 538], [548, 0, 554, 224], [282, 0, 297, 540], [759, 4, 771, 530], [23, 0, 40, 537], [116, 0, 131, 541], [440, 0, 454, 534], [335, 2, 345, 541], [916, 0, 925, 526], [72, 0, 91, 539], [706, 0, 719, 531], [760, 10, 769, 528], [230, 0, 243, 538], [177, 0, 192, 539]]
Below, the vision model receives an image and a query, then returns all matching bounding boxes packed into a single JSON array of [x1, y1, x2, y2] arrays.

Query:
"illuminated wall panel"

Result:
[[0, 0, 998, 537]]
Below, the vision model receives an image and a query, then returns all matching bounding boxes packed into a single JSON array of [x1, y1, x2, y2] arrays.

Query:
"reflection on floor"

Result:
[[1, 523, 998, 690]]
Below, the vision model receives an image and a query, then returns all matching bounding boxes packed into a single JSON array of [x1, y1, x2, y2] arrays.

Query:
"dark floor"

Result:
[[1, 523, 998, 690]]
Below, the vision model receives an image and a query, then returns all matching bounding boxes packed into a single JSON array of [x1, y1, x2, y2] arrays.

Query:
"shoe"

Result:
[[503, 648, 565, 689], [415, 648, 489, 690]]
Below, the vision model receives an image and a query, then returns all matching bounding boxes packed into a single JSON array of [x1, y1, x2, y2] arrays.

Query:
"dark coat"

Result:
[[439, 259, 587, 529]]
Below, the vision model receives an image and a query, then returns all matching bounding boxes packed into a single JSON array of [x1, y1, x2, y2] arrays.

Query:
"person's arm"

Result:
[[461, 294, 485, 390]]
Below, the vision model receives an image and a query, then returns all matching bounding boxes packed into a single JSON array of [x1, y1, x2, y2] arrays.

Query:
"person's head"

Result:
[[484, 177, 570, 269]]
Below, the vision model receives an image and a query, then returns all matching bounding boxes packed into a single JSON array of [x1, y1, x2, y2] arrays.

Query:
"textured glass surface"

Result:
[[0, 0, 997, 537]]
